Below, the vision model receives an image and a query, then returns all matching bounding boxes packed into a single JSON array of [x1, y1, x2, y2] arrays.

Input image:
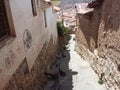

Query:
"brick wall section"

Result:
[[3, 37, 59, 90], [76, 0, 120, 90]]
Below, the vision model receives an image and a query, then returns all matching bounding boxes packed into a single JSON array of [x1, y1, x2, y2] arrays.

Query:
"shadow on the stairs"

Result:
[[44, 36, 78, 90]]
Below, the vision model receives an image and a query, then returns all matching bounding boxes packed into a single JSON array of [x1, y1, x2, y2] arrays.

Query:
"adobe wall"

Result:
[[4, 37, 59, 90], [97, 0, 120, 89], [76, 6, 102, 52], [0, 0, 58, 89], [76, 0, 120, 90]]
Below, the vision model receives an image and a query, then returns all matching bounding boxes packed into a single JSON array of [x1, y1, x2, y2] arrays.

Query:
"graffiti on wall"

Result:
[[23, 29, 32, 51], [5, 51, 16, 69]]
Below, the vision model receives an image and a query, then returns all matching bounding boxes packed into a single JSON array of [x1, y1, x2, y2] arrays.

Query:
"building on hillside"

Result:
[[0, 0, 59, 89]]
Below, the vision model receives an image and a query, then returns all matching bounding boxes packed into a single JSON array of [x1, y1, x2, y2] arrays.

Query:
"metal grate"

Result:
[[0, 0, 10, 41]]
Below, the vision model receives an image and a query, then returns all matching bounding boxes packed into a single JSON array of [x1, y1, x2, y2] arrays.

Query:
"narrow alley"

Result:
[[0, 0, 120, 90], [45, 34, 107, 90]]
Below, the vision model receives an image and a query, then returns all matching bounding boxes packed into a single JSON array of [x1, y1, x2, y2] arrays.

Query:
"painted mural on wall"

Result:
[[5, 50, 16, 69], [23, 29, 32, 51]]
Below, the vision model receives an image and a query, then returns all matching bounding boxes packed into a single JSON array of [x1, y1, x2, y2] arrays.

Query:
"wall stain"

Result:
[[23, 29, 32, 51], [5, 51, 16, 69]]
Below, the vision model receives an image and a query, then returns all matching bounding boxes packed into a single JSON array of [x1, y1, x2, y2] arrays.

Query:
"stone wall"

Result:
[[76, 6, 102, 51], [75, 42, 120, 90], [4, 37, 59, 90], [76, 0, 120, 90], [97, 0, 120, 89]]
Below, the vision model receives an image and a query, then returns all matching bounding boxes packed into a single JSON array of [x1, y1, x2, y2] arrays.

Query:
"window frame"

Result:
[[4, 0, 16, 36], [0, 0, 16, 44], [31, 0, 37, 16]]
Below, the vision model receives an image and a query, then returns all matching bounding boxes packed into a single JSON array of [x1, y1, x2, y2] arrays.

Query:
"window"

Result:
[[0, 0, 15, 42], [0, 0, 10, 41], [44, 10, 47, 28], [31, 0, 37, 16]]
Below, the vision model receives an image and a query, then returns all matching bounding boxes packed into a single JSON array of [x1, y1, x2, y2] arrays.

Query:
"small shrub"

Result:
[[98, 79, 104, 85], [57, 22, 70, 36]]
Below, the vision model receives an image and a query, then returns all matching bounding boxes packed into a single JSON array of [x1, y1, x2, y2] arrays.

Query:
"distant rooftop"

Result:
[[59, 0, 93, 7]]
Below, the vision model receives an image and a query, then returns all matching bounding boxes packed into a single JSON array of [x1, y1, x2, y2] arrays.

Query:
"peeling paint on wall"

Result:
[[5, 51, 16, 69], [23, 29, 32, 51]]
